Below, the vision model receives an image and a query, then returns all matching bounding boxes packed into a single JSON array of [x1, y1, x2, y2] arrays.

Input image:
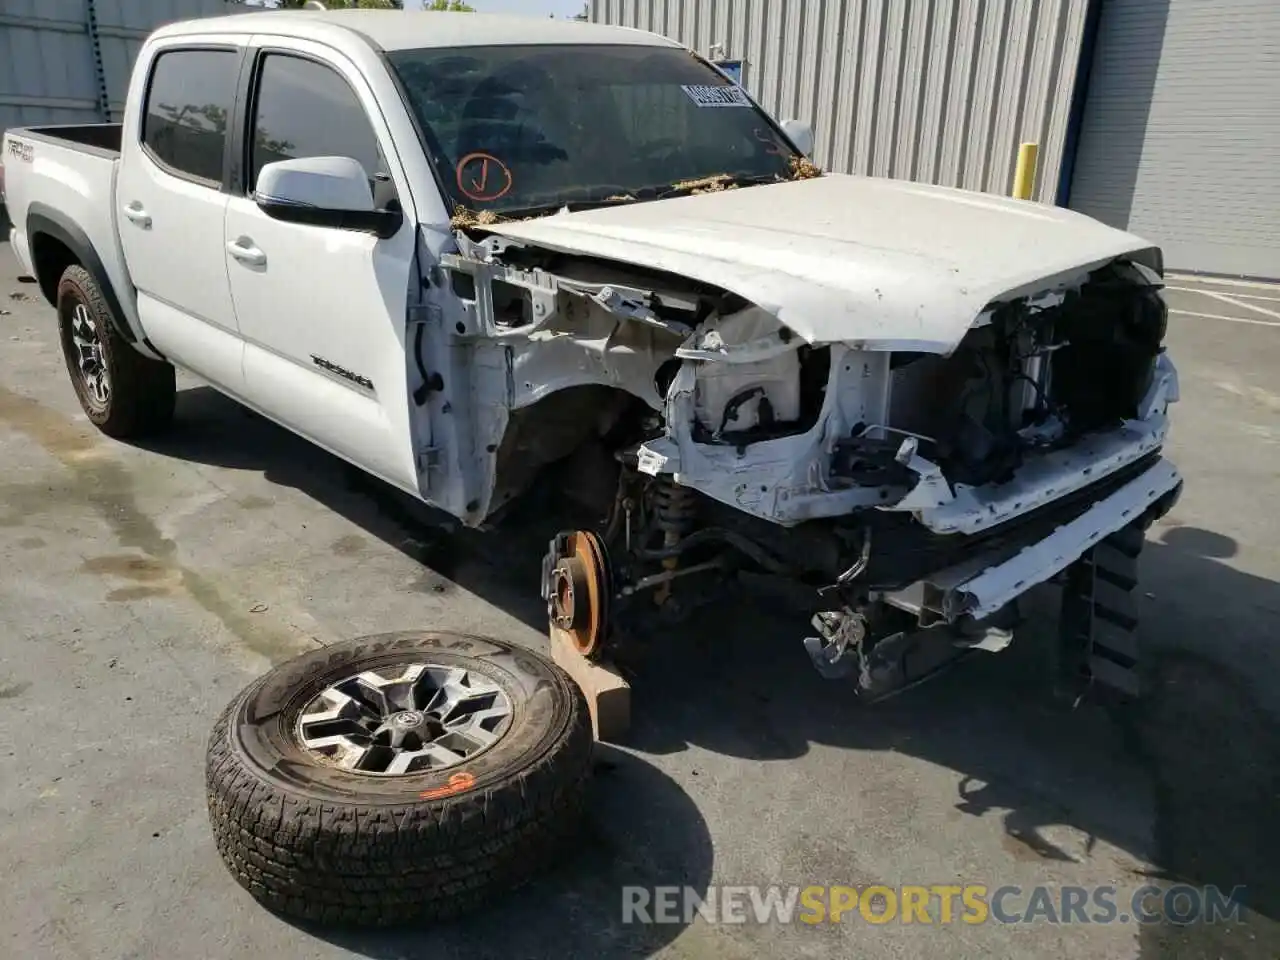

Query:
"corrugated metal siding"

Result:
[[0, 0, 234, 132], [591, 0, 1088, 203], [1069, 0, 1280, 278]]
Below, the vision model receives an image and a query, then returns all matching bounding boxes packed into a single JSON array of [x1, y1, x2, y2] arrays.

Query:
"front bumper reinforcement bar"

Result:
[[885, 458, 1183, 625]]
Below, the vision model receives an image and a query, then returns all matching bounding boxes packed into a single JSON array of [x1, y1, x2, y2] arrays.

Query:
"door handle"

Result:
[[226, 238, 267, 268], [122, 202, 151, 228]]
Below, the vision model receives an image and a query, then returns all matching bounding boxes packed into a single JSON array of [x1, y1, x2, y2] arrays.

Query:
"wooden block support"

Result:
[[549, 626, 631, 743]]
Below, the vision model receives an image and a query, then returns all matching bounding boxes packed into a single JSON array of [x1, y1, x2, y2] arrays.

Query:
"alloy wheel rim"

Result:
[[69, 301, 110, 406], [294, 662, 514, 776]]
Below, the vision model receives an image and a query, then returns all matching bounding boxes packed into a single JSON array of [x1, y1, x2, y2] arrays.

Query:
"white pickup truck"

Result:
[[3, 6, 1185, 925], [3, 8, 1182, 697]]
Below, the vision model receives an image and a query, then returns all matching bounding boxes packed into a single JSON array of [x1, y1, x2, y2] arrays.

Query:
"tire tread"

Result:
[[205, 638, 592, 927], [57, 264, 175, 438]]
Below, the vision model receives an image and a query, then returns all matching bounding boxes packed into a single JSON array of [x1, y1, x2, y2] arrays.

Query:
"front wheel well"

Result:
[[29, 231, 80, 306], [488, 385, 650, 522]]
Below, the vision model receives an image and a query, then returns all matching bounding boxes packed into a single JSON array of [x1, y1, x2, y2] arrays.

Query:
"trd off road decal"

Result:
[[7, 139, 34, 163]]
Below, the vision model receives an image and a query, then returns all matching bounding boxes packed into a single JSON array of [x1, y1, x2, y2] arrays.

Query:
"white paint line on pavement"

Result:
[[1164, 273, 1280, 291], [1170, 309, 1280, 328], [1197, 289, 1280, 322], [1166, 286, 1280, 304]]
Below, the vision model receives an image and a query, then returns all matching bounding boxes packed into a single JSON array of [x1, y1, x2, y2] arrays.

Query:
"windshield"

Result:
[[387, 44, 801, 216]]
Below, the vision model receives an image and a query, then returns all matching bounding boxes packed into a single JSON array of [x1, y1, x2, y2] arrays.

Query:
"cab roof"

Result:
[[155, 8, 682, 52]]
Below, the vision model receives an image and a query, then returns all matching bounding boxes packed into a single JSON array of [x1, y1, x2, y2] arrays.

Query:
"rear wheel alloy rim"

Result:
[[295, 663, 514, 776], [69, 302, 109, 406]]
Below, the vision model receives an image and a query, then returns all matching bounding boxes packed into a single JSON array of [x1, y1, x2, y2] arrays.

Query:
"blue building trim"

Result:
[[713, 60, 744, 85], [1056, 0, 1105, 206]]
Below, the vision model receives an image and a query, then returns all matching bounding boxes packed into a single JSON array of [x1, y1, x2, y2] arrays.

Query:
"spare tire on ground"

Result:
[[206, 631, 592, 926]]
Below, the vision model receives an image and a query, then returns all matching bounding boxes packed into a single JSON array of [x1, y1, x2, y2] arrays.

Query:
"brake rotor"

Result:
[[548, 530, 612, 659]]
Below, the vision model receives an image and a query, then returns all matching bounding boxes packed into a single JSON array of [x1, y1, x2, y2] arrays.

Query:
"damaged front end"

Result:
[[430, 224, 1182, 696]]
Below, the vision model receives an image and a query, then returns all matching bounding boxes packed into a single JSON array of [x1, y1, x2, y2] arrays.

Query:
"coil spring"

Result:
[[653, 478, 698, 536]]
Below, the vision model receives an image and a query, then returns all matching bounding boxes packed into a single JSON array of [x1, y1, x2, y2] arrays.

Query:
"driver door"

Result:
[[224, 39, 421, 493]]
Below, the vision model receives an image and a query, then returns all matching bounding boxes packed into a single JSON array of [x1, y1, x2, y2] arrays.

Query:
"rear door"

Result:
[[116, 38, 247, 391], [223, 38, 422, 494]]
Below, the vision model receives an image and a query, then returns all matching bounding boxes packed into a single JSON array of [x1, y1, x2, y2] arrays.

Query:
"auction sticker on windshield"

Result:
[[681, 84, 752, 108]]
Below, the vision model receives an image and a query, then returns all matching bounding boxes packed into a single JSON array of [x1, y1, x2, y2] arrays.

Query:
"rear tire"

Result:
[[206, 631, 593, 927], [56, 264, 175, 438]]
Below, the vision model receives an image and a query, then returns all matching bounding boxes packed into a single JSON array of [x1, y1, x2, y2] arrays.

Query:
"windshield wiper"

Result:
[[650, 172, 786, 200], [502, 197, 643, 219], [463, 173, 786, 224], [482, 185, 651, 221]]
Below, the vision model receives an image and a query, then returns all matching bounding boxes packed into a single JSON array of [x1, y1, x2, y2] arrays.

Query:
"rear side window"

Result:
[[142, 49, 239, 185], [248, 53, 395, 205]]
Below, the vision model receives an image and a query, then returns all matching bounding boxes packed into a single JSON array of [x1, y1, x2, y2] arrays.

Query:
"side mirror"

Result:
[[781, 119, 814, 158], [255, 156, 402, 239]]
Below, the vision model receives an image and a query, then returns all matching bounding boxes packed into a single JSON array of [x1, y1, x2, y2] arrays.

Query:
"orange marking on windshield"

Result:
[[456, 152, 513, 202]]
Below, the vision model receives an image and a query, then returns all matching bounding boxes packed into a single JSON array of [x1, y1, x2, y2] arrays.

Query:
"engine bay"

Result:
[[896, 262, 1166, 479], [424, 229, 1180, 692], [438, 233, 1174, 530]]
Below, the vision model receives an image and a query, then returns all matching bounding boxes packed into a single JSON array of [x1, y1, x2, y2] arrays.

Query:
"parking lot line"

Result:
[[1164, 273, 1280, 291], [1165, 286, 1280, 304], [1193, 290, 1280, 322], [1169, 309, 1280, 328]]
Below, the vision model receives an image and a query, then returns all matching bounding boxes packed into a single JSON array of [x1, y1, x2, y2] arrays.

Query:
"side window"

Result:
[[249, 54, 396, 207], [142, 49, 239, 185]]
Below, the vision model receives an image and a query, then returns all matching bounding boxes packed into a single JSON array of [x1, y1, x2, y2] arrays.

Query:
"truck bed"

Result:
[[2, 122, 139, 340], [13, 123, 123, 158]]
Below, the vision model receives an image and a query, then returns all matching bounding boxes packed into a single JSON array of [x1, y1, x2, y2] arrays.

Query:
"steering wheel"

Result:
[[632, 138, 686, 169]]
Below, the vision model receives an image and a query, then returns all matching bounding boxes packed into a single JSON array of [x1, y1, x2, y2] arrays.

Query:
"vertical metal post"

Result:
[[1012, 142, 1040, 200], [85, 0, 112, 121]]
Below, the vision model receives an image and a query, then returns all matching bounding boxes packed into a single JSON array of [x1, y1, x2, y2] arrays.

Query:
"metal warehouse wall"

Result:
[[0, 0, 236, 132], [591, 0, 1089, 204]]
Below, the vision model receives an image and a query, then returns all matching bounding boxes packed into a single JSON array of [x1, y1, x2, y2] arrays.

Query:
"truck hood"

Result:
[[486, 173, 1159, 354]]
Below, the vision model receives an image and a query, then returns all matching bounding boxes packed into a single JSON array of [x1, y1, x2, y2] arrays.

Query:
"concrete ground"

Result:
[[1, 245, 1278, 960]]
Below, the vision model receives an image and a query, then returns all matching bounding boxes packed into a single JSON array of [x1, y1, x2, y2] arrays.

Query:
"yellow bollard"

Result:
[[1012, 141, 1039, 200]]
